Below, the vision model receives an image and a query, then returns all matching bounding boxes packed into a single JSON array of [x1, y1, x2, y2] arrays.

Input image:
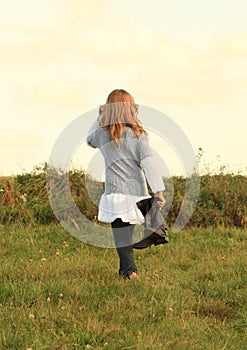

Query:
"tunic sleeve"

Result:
[[138, 133, 165, 193], [87, 120, 100, 148]]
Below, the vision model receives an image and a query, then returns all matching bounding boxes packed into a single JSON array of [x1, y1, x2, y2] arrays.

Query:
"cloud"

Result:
[[0, 130, 43, 149], [0, 0, 247, 175], [208, 33, 247, 60], [0, 129, 48, 174]]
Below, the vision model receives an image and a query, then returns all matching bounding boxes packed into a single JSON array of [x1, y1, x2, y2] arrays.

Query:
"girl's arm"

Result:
[[139, 134, 166, 209], [87, 120, 99, 148]]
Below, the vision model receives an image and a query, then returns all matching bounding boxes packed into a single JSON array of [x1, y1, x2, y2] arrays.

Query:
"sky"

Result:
[[1, 0, 247, 176]]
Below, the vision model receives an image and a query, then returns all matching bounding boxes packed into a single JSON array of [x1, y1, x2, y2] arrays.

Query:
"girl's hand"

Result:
[[155, 191, 166, 210]]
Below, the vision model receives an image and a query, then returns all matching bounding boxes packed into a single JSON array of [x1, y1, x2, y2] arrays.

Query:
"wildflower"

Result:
[[47, 297, 51, 302], [28, 314, 37, 326], [21, 193, 27, 203], [55, 251, 60, 256], [218, 255, 226, 260], [41, 257, 46, 262], [29, 258, 33, 262]]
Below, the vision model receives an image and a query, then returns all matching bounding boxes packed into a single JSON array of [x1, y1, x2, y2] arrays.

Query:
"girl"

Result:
[[87, 89, 166, 279]]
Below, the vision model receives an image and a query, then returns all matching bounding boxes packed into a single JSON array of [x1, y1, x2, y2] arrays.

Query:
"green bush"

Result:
[[0, 164, 246, 228]]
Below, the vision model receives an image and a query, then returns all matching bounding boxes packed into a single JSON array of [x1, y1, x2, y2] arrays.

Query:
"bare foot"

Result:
[[129, 272, 139, 279]]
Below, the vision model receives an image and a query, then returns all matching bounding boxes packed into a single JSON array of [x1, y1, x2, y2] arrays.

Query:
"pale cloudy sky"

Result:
[[0, 0, 247, 176]]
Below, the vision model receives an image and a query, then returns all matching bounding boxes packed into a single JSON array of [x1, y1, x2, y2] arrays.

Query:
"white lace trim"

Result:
[[98, 193, 151, 224]]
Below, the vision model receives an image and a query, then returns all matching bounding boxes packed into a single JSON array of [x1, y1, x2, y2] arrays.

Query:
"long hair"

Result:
[[98, 89, 145, 142]]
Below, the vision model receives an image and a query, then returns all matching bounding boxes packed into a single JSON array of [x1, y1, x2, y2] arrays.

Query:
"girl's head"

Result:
[[106, 89, 135, 104], [99, 89, 145, 142]]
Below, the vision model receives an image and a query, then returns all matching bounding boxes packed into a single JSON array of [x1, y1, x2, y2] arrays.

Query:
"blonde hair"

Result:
[[99, 89, 145, 142]]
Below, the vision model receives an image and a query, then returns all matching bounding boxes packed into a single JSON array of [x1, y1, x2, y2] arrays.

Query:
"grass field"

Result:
[[0, 226, 247, 350], [0, 224, 247, 349]]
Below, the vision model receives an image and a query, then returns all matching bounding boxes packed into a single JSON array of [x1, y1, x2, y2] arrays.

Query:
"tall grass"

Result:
[[0, 164, 246, 229]]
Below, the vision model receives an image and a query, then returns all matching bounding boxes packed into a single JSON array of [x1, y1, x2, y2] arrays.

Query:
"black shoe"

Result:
[[133, 232, 168, 249], [132, 236, 153, 249], [154, 236, 169, 245]]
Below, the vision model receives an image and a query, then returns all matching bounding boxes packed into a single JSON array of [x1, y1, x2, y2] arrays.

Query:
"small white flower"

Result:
[[21, 193, 27, 202]]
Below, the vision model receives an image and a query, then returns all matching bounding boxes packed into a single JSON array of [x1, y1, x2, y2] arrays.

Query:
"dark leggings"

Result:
[[111, 219, 137, 278]]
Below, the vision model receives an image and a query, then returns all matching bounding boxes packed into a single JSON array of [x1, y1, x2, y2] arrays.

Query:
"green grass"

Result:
[[0, 225, 247, 349]]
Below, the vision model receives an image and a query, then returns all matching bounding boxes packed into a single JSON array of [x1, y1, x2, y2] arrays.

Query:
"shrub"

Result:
[[0, 165, 246, 228]]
